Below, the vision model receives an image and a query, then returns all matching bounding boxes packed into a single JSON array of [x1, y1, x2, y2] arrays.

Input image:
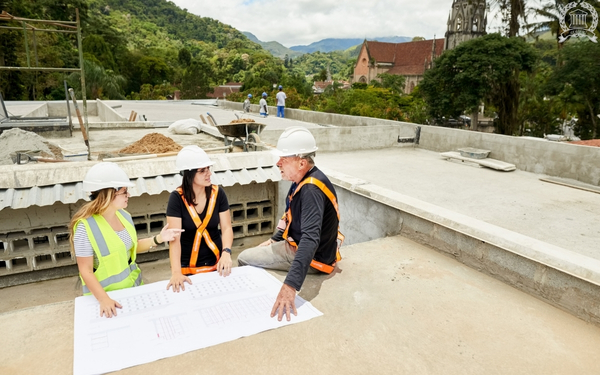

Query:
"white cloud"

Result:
[[170, 0, 464, 47]]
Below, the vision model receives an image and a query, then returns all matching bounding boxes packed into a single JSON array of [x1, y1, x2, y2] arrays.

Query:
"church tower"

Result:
[[444, 0, 487, 50]]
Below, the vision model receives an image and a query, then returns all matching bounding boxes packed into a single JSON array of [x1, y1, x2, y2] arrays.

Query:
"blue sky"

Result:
[[170, 0, 516, 47]]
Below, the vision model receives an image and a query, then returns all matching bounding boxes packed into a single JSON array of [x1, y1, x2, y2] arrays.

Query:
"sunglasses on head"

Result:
[[179, 167, 211, 176], [114, 187, 129, 195]]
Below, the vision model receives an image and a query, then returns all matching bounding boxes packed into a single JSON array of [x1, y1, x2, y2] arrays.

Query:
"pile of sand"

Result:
[[0, 128, 63, 165], [118, 133, 183, 154], [229, 118, 255, 124]]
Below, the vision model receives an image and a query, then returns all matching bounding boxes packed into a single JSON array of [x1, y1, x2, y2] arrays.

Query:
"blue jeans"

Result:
[[277, 106, 285, 118]]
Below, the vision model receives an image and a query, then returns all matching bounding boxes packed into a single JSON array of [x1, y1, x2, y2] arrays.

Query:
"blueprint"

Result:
[[73, 266, 322, 375]]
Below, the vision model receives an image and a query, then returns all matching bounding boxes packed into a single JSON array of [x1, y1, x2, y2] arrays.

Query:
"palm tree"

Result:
[[490, 0, 527, 37], [68, 60, 126, 100]]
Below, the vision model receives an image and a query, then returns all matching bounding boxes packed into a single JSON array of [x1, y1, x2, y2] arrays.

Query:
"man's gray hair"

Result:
[[299, 152, 316, 166]]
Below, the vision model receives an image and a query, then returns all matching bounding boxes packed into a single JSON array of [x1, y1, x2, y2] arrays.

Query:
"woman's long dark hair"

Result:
[[180, 169, 210, 206], [181, 169, 198, 205]]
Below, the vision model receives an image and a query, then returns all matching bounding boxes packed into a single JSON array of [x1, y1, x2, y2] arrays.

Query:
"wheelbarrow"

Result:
[[215, 122, 266, 152]]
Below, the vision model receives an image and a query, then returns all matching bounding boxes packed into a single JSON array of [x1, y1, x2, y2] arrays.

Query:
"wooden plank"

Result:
[[540, 177, 600, 195], [440, 151, 516, 171]]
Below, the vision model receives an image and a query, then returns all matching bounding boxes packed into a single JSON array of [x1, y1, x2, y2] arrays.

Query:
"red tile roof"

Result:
[[206, 85, 241, 98], [312, 80, 351, 93], [366, 39, 445, 76]]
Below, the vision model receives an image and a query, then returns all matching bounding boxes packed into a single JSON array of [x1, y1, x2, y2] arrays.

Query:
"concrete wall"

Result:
[[22, 103, 48, 117], [220, 100, 600, 186], [96, 99, 127, 122], [418, 126, 600, 186], [260, 125, 416, 153], [326, 169, 600, 327], [47, 101, 98, 117], [0, 183, 277, 287]]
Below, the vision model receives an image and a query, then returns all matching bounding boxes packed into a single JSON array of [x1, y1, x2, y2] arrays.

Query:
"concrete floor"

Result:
[[2, 236, 600, 375], [318, 147, 600, 262]]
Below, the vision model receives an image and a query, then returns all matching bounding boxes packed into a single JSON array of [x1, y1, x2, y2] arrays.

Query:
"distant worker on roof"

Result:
[[243, 94, 252, 113], [69, 162, 183, 318], [259, 92, 268, 117], [166, 146, 234, 293], [276, 85, 287, 118], [238, 127, 344, 321]]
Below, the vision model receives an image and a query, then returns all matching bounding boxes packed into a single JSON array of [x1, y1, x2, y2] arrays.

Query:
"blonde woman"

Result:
[[69, 162, 183, 318]]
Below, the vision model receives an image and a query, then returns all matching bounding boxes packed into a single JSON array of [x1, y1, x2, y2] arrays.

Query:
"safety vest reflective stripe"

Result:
[[82, 263, 142, 294], [86, 216, 110, 257], [85, 209, 135, 258], [181, 264, 218, 274], [119, 209, 135, 228], [282, 177, 344, 274], [78, 210, 142, 294], [177, 186, 220, 273]]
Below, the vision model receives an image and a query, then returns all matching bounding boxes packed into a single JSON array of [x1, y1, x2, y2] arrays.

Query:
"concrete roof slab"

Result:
[[2, 236, 600, 374]]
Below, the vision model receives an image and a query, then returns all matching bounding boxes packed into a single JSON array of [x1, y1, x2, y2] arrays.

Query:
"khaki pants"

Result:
[[237, 240, 318, 273]]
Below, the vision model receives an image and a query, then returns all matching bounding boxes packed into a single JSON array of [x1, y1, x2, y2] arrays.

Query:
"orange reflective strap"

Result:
[[177, 186, 220, 273], [297, 178, 341, 220], [181, 265, 217, 274], [282, 176, 344, 273], [310, 259, 336, 274]]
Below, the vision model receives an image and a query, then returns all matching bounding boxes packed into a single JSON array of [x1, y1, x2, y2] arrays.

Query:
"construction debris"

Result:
[[0, 128, 63, 165], [168, 118, 202, 135], [117, 133, 183, 154]]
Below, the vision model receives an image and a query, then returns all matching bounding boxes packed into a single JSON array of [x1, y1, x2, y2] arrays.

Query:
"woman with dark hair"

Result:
[[166, 146, 234, 292], [70, 162, 183, 318]]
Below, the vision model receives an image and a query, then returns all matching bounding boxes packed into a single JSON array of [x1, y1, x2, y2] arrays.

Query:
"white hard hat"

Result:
[[82, 162, 135, 192], [175, 145, 215, 171], [271, 127, 318, 157]]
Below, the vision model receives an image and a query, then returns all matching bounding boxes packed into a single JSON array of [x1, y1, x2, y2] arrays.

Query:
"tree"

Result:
[[181, 56, 214, 99], [0, 29, 23, 99], [376, 73, 406, 95], [420, 33, 538, 134], [178, 48, 192, 67], [492, 0, 527, 37], [136, 56, 171, 86], [315, 68, 328, 82], [518, 64, 562, 137], [546, 41, 600, 139], [82, 35, 116, 71], [68, 59, 126, 99]]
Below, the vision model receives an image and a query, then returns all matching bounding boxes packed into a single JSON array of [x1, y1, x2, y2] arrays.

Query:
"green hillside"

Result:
[[242, 32, 302, 58], [0, 0, 284, 100], [0, 0, 356, 101]]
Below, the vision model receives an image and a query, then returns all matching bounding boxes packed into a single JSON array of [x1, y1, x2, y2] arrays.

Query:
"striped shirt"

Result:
[[74, 222, 133, 268]]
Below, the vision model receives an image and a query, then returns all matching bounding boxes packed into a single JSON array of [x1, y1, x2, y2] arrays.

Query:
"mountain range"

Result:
[[243, 32, 412, 58], [290, 36, 412, 53]]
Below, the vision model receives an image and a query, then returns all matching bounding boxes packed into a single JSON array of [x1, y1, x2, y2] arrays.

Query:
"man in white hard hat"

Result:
[[238, 127, 343, 321]]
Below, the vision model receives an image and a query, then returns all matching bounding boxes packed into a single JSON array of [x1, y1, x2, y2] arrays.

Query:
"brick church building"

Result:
[[352, 0, 487, 94]]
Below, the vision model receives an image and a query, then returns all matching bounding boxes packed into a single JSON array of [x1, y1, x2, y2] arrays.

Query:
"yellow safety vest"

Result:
[[77, 209, 142, 295]]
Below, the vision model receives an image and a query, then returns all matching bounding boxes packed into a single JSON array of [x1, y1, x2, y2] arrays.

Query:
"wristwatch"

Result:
[[223, 247, 232, 254]]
